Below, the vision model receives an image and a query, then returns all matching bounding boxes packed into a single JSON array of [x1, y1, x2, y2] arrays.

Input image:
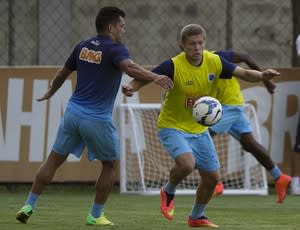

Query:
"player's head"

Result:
[[95, 6, 126, 43], [179, 24, 207, 65]]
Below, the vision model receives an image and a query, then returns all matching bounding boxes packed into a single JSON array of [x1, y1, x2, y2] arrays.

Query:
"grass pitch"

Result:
[[1, 184, 300, 230]]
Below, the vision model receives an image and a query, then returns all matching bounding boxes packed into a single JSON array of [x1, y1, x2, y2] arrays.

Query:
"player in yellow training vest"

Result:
[[122, 24, 279, 228], [210, 50, 291, 203]]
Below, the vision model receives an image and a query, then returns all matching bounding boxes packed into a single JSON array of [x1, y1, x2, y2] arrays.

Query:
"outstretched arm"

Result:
[[36, 66, 72, 101], [119, 59, 173, 90], [233, 66, 280, 83], [230, 51, 276, 94]]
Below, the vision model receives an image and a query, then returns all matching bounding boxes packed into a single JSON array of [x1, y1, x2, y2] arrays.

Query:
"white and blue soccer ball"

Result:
[[192, 96, 223, 126]]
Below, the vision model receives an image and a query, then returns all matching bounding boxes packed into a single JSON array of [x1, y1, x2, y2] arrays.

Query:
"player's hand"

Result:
[[122, 84, 134, 97], [263, 80, 276, 94], [36, 92, 52, 101], [153, 75, 174, 90], [261, 69, 280, 81]]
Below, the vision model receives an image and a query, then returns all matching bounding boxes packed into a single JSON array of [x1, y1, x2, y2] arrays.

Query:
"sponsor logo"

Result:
[[79, 47, 102, 64]]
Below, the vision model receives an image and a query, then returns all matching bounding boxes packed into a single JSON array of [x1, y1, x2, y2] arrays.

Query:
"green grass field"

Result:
[[1, 184, 300, 230]]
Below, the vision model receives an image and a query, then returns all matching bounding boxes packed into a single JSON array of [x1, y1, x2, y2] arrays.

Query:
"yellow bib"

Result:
[[158, 50, 223, 134]]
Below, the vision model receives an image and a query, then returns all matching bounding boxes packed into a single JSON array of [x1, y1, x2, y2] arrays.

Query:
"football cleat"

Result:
[[160, 187, 175, 220], [275, 173, 292, 203], [188, 216, 219, 228], [86, 213, 114, 226], [16, 204, 33, 224], [213, 181, 224, 197]]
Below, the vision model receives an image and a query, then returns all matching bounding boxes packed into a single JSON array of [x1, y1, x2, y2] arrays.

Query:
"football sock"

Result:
[[91, 203, 104, 218], [163, 181, 176, 195], [270, 165, 281, 180], [25, 192, 39, 209], [190, 203, 206, 219]]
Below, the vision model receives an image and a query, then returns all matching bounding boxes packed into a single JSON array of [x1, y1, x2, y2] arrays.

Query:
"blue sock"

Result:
[[25, 192, 39, 209], [91, 203, 104, 218], [163, 181, 176, 194], [270, 165, 282, 180], [190, 203, 206, 219]]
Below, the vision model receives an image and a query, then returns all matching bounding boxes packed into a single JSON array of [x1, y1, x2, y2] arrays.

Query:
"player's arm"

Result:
[[122, 59, 174, 97], [119, 59, 173, 90], [36, 66, 72, 101], [220, 56, 279, 82], [230, 51, 276, 94], [233, 66, 280, 82]]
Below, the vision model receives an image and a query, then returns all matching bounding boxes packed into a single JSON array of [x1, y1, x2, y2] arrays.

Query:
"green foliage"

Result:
[[1, 185, 300, 230]]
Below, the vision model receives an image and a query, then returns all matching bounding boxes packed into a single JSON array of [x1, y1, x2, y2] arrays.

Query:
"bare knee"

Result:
[[174, 153, 195, 175]]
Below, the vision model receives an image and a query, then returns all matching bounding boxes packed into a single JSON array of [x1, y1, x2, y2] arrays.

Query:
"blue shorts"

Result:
[[209, 105, 252, 141], [158, 128, 220, 172], [53, 110, 120, 161]]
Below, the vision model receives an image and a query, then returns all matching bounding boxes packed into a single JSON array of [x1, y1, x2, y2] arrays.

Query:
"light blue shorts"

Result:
[[209, 105, 252, 141], [158, 128, 220, 172], [53, 110, 120, 161]]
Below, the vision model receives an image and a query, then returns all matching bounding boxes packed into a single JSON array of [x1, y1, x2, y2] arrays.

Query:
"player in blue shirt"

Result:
[[16, 6, 173, 226]]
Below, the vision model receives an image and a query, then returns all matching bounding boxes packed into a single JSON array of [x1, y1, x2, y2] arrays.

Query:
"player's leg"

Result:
[[158, 128, 195, 220], [188, 130, 219, 228], [16, 151, 68, 223], [86, 160, 116, 226], [230, 112, 291, 203], [82, 119, 119, 226], [16, 110, 82, 223], [188, 170, 219, 228], [291, 115, 300, 195], [209, 105, 243, 196], [240, 132, 275, 170]]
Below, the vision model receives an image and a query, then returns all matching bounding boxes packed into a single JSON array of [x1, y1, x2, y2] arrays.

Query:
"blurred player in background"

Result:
[[210, 50, 291, 203], [122, 24, 279, 228], [15, 6, 173, 226], [290, 34, 300, 195]]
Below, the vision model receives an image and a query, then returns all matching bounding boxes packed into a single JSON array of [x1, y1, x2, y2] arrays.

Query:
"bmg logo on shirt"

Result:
[[79, 47, 102, 64]]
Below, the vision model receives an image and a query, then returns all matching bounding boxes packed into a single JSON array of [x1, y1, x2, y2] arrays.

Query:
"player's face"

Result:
[[181, 34, 206, 66], [111, 16, 126, 43]]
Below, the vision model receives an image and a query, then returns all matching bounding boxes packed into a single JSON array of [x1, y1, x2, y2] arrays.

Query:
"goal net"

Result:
[[119, 103, 268, 195]]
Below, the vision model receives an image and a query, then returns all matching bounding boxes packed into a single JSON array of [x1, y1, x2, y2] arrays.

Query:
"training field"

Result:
[[1, 185, 299, 230]]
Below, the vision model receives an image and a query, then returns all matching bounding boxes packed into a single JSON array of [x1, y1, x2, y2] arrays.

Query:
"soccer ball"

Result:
[[192, 96, 222, 126]]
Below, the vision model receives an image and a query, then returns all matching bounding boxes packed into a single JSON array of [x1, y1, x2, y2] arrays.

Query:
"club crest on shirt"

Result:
[[208, 73, 215, 82], [79, 47, 102, 64]]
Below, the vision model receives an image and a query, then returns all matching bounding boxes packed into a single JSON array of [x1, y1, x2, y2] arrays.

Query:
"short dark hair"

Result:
[[95, 6, 126, 33]]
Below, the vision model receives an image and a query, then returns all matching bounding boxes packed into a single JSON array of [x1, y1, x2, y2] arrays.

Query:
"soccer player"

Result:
[[209, 50, 291, 203], [15, 6, 173, 226], [122, 24, 279, 228], [290, 34, 300, 195]]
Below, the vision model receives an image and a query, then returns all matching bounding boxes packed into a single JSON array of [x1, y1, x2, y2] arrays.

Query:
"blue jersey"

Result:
[[65, 35, 130, 121]]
